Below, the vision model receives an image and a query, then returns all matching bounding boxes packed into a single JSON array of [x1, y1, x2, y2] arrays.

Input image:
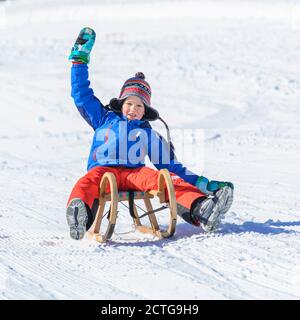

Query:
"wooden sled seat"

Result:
[[87, 169, 177, 243]]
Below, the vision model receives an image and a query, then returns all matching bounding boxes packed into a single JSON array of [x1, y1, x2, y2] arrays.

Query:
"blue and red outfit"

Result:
[[68, 64, 205, 224]]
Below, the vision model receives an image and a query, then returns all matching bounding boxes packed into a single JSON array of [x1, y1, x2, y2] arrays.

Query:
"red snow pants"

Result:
[[67, 166, 205, 211]]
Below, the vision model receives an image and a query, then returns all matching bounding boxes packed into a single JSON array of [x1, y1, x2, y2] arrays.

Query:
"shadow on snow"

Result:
[[95, 219, 300, 248], [219, 219, 300, 236]]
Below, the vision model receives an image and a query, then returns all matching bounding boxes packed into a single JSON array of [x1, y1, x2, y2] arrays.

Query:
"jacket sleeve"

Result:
[[148, 130, 199, 185], [71, 63, 107, 130]]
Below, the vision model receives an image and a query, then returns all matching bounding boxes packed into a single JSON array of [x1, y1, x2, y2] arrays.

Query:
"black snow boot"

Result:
[[191, 186, 234, 232]]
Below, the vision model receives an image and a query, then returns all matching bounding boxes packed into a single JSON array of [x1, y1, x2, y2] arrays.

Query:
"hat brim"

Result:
[[109, 98, 159, 121]]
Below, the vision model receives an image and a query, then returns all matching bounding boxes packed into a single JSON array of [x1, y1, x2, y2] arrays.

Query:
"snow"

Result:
[[0, 0, 300, 299]]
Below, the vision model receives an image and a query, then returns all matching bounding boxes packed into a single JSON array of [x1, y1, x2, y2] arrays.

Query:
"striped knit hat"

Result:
[[109, 72, 159, 121]]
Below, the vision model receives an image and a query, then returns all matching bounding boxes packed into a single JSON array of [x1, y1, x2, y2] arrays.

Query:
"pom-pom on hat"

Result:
[[109, 72, 159, 121]]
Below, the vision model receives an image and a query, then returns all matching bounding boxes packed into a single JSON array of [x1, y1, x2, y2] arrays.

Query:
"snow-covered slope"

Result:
[[0, 0, 300, 299]]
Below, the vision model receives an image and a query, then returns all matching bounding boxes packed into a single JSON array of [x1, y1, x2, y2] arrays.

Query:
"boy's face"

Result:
[[122, 96, 145, 120]]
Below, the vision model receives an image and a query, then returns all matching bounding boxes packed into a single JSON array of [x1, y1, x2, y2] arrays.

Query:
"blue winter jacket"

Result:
[[71, 63, 199, 185]]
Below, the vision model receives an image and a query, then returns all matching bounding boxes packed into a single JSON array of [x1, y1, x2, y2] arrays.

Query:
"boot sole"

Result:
[[66, 198, 88, 240], [220, 187, 234, 216]]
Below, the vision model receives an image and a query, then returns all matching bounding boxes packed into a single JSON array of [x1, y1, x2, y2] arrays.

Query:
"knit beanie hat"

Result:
[[109, 72, 159, 121]]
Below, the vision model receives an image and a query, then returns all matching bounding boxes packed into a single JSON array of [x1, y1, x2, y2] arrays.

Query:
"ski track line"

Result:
[[160, 240, 254, 299], [1, 236, 144, 299], [174, 237, 298, 299], [1, 201, 157, 299], [196, 233, 300, 298], [90, 244, 212, 300], [159, 228, 300, 298], [98, 234, 251, 299], [3, 200, 63, 229], [1, 256, 139, 300]]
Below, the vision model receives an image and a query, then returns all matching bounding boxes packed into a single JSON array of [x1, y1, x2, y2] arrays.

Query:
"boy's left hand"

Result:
[[195, 176, 234, 196]]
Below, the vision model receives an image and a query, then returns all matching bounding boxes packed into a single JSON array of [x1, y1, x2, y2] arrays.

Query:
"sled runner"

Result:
[[87, 169, 177, 243]]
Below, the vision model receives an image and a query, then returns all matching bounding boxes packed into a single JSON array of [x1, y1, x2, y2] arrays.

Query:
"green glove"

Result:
[[195, 176, 234, 196], [69, 27, 96, 64]]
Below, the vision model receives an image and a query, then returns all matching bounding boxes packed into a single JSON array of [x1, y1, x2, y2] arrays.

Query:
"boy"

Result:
[[67, 28, 234, 240]]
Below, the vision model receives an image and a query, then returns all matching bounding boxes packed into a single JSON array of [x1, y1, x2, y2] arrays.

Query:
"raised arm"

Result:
[[69, 27, 107, 130]]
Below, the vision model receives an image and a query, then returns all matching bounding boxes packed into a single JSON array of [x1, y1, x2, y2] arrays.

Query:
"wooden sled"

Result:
[[87, 169, 177, 243]]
